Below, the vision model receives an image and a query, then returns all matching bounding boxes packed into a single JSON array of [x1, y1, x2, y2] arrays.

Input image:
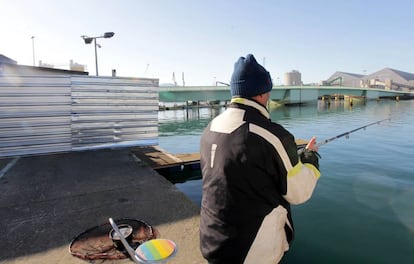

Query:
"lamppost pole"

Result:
[[31, 36, 35, 66], [81, 32, 115, 76], [94, 38, 99, 76]]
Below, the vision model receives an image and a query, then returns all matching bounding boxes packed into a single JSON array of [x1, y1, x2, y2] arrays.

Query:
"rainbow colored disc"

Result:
[[135, 239, 177, 261]]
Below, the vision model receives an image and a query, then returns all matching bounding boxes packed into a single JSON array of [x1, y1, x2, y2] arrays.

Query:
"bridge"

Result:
[[159, 85, 413, 105]]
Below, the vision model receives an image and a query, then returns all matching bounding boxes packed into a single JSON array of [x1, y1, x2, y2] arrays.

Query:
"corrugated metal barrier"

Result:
[[0, 75, 159, 157]]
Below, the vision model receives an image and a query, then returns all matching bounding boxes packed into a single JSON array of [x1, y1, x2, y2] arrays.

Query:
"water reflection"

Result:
[[159, 106, 224, 136], [158, 99, 404, 186], [158, 100, 370, 184], [159, 100, 371, 129]]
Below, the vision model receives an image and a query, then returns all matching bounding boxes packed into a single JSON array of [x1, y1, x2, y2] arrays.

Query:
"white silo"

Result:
[[284, 70, 302, 86]]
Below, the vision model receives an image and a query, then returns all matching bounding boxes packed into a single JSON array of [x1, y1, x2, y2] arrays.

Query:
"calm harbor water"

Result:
[[158, 99, 414, 263]]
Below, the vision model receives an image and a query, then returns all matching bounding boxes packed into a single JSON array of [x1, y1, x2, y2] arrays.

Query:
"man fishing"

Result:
[[199, 54, 321, 263]]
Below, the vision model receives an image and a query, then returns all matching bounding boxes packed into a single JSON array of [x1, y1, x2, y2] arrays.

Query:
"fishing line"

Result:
[[298, 117, 391, 153]]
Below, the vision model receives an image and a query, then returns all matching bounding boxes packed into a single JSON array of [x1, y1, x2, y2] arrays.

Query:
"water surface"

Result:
[[159, 100, 414, 263]]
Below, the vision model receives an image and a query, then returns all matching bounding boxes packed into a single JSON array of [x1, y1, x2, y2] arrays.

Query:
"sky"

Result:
[[1, 0, 414, 86]]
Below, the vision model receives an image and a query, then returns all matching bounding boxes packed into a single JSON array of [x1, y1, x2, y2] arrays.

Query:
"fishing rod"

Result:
[[299, 118, 391, 152], [315, 117, 391, 148]]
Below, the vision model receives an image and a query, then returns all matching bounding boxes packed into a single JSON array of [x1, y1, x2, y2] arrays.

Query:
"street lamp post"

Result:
[[31, 36, 35, 66], [81, 32, 114, 76]]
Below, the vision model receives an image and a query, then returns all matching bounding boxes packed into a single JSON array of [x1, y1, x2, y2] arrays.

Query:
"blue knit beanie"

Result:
[[230, 54, 273, 98]]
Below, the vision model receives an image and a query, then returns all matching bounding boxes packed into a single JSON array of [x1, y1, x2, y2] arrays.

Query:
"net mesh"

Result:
[[69, 218, 157, 262]]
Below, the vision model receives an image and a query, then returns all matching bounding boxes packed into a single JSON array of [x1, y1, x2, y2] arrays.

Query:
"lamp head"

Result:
[[104, 32, 115, 38], [81, 35, 93, 44]]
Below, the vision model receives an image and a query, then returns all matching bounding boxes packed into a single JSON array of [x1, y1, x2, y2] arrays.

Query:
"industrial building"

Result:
[[324, 68, 414, 92], [360, 68, 414, 92], [323, 71, 364, 87]]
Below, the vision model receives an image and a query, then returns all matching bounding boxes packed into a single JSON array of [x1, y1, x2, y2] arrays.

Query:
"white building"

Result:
[[284, 70, 302, 86], [0, 54, 88, 76]]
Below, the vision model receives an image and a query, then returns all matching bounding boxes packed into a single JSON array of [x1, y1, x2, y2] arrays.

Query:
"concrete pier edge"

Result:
[[0, 148, 205, 264]]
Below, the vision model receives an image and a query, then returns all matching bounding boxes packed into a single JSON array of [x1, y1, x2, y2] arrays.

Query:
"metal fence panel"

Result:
[[0, 75, 72, 157], [0, 75, 159, 157], [70, 76, 159, 151]]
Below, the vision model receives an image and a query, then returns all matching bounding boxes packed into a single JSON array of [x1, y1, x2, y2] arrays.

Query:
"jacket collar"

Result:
[[230, 97, 270, 119]]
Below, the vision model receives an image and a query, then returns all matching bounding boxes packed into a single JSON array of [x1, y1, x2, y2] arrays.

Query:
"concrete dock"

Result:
[[0, 148, 205, 263]]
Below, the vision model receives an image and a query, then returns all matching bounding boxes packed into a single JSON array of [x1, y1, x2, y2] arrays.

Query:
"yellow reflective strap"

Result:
[[287, 161, 321, 179], [287, 162, 304, 178], [304, 163, 321, 179], [231, 97, 245, 104]]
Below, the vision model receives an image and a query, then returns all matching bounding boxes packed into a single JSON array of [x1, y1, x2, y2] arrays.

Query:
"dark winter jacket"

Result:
[[200, 97, 320, 264]]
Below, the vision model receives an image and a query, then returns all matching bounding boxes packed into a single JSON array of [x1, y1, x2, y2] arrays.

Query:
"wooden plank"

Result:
[[131, 146, 186, 169], [175, 153, 200, 163], [132, 138, 308, 171], [295, 138, 309, 147]]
